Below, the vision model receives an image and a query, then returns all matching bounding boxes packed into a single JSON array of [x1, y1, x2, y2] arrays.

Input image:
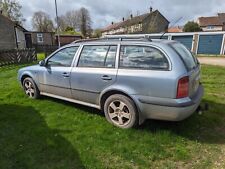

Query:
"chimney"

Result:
[[122, 17, 125, 21], [150, 7, 153, 13], [130, 14, 133, 19], [111, 22, 114, 25]]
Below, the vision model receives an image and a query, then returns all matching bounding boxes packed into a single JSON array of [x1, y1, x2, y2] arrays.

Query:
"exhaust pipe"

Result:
[[197, 103, 209, 115]]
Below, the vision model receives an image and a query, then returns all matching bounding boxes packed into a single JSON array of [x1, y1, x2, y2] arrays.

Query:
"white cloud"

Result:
[[18, 0, 225, 30]]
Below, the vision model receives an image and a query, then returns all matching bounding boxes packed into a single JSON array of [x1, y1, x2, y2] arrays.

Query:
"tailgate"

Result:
[[188, 65, 201, 97]]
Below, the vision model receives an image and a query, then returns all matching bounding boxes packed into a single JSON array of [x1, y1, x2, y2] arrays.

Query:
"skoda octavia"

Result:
[[18, 35, 204, 128]]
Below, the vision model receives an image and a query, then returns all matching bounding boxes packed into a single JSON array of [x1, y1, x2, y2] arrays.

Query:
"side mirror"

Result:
[[39, 60, 46, 67]]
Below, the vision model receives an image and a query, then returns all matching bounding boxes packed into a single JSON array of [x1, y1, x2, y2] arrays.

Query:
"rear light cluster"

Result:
[[176, 76, 189, 99]]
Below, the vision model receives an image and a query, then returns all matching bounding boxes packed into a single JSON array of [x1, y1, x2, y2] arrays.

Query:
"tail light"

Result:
[[176, 76, 189, 98]]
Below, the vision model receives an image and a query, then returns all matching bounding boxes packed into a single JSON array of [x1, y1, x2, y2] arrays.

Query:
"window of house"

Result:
[[37, 33, 44, 43], [78, 45, 117, 68], [119, 45, 169, 70], [47, 47, 79, 67], [207, 25, 215, 29]]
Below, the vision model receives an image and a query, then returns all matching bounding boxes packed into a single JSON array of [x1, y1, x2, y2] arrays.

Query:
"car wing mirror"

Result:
[[39, 60, 46, 67]]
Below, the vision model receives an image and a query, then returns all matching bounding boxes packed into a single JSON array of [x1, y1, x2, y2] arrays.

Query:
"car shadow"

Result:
[[0, 104, 85, 169], [139, 99, 225, 145], [41, 95, 104, 117], [41, 96, 225, 145]]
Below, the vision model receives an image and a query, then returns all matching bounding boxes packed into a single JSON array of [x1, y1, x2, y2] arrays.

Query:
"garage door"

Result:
[[198, 35, 223, 55], [172, 36, 193, 50]]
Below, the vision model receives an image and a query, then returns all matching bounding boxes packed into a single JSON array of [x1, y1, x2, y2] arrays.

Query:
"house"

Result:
[[55, 35, 82, 46], [101, 8, 169, 36], [167, 26, 183, 33], [197, 13, 225, 31], [25, 32, 55, 47], [0, 12, 27, 50]]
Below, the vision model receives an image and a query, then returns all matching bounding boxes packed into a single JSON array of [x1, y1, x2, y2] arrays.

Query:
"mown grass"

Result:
[[37, 53, 46, 61], [0, 64, 225, 169]]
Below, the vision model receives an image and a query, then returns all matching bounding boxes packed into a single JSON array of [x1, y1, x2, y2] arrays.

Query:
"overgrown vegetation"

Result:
[[0, 64, 225, 169]]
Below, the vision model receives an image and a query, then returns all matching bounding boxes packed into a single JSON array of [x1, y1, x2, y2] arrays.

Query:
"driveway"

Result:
[[198, 57, 225, 67]]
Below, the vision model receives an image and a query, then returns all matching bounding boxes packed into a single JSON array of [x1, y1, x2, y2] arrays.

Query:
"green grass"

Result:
[[37, 53, 46, 61], [0, 64, 225, 169]]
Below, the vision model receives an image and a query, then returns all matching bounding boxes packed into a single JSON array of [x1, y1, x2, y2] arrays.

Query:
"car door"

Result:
[[70, 45, 118, 105], [39, 46, 79, 98]]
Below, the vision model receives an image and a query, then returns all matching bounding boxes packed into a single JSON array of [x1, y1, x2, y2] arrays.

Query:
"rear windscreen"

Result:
[[171, 43, 198, 71]]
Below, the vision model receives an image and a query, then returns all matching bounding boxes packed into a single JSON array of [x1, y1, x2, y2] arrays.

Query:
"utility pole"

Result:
[[55, 0, 61, 48]]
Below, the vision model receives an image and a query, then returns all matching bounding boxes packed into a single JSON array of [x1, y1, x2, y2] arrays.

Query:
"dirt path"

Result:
[[198, 57, 225, 67]]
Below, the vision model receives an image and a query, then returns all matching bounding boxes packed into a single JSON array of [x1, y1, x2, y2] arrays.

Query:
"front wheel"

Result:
[[104, 94, 138, 129], [22, 77, 40, 99]]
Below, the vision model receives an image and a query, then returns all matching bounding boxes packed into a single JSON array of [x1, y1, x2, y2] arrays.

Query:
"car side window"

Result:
[[119, 45, 169, 70], [78, 45, 117, 68], [47, 47, 78, 67]]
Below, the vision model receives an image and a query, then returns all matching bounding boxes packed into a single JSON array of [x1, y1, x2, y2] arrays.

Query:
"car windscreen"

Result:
[[171, 43, 198, 71]]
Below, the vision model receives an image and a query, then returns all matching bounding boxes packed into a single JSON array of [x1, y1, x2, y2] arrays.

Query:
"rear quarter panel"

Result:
[[114, 43, 188, 99]]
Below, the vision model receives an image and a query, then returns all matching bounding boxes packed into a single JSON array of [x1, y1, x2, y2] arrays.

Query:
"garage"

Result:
[[198, 35, 223, 55], [172, 35, 193, 50]]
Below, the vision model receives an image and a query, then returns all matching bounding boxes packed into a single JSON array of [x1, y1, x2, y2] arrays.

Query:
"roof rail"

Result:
[[72, 38, 100, 44], [72, 35, 152, 44], [103, 34, 152, 42]]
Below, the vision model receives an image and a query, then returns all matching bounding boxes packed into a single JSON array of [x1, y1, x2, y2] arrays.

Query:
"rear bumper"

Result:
[[134, 85, 204, 122]]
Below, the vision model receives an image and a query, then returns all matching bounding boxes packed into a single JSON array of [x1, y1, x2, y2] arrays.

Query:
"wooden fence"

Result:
[[0, 49, 36, 67]]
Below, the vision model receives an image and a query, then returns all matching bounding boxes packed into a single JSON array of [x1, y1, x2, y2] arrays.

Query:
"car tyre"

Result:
[[104, 94, 138, 129], [23, 77, 40, 99]]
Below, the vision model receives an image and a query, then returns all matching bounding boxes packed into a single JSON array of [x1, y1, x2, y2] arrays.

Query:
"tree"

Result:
[[183, 21, 202, 32], [78, 7, 92, 37], [32, 11, 54, 32], [92, 29, 102, 38], [57, 15, 67, 31], [0, 0, 24, 24], [64, 10, 80, 30]]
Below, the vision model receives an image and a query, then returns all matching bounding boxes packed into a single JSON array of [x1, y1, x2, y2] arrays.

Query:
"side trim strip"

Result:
[[40, 92, 101, 109], [39, 83, 100, 94]]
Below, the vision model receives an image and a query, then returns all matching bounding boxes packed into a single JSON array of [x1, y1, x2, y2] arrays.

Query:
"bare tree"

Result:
[[64, 10, 80, 30], [78, 7, 92, 37], [32, 11, 54, 32], [57, 15, 67, 31], [0, 0, 25, 24]]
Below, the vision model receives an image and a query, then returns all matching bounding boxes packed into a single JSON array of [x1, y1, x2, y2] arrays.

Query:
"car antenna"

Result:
[[160, 17, 183, 39]]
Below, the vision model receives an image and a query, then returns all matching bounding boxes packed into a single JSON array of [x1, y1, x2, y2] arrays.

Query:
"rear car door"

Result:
[[70, 45, 118, 105], [39, 46, 79, 98]]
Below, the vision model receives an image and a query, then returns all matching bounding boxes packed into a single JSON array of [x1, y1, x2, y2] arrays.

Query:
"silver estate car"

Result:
[[18, 35, 204, 128]]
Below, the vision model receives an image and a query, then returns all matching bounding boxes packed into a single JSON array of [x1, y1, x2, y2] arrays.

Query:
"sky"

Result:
[[19, 0, 225, 31]]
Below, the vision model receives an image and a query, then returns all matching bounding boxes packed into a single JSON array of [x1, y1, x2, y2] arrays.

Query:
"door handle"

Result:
[[62, 72, 70, 78], [101, 75, 112, 81]]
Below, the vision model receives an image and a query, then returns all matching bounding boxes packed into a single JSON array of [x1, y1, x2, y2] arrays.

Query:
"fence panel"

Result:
[[0, 49, 36, 67]]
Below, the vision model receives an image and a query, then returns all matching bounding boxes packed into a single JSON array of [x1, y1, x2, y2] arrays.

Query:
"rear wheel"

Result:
[[22, 77, 40, 99], [104, 94, 138, 129]]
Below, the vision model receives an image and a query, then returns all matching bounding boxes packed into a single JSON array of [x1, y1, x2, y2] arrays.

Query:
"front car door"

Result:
[[70, 45, 118, 105], [39, 46, 79, 98]]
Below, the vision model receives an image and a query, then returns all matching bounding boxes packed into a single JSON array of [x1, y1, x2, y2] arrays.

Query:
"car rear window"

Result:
[[119, 45, 169, 70], [171, 43, 198, 71]]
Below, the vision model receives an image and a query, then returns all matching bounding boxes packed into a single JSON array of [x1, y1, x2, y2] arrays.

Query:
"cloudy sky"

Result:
[[19, 0, 225, 31]]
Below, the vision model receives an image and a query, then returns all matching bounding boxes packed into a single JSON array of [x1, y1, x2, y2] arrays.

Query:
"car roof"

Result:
[[64, 38, 177, 48]]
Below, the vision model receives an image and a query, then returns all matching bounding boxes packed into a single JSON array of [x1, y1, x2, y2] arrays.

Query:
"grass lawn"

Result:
[[37, 53, 46, 61], [0, 64, 225, 169]]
